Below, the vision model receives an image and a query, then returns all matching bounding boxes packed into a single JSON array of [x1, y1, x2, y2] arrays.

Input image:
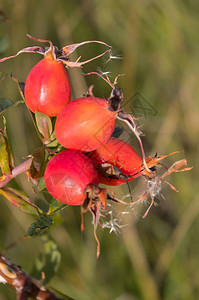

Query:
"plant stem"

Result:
[[0, 158, 33, 188]]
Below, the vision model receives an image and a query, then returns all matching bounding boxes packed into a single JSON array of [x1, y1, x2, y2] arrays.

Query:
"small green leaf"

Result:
[[48, 198, 67, 215], [0, 123, 14, 174], [32, 176, 46, 193], [0, 133, 11, 174], [26, 214, 53, 237], [45, 132, 59, 148], [0, 98, 13, 114], [32, 239, 61, 284], [0, 187, 39, 215], [35, 111, 53, 144]]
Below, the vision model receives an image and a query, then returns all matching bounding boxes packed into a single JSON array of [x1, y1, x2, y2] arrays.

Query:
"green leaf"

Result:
[[26, 214, 53, 237], [32, 239, 61, 284], [0, 98, 13, 114], [0, 132, 11, 174], [0, 122, 14, 174], [0, 35, 9, 55], [35, 111, 53, 144], [0, 187, 39, 215], [32, 176, 46, 193], [48, 197, 67, 216], [45, 132, 59, 148]]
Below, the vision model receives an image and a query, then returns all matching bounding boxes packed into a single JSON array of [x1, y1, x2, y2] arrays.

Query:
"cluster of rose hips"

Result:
[[0, 35, 191, 257]]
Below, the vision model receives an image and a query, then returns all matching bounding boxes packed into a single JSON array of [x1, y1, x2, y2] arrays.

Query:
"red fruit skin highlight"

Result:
[[24, 58, 71, 116], [89, 137, 142, 185], [44, 150, 99, 205], [55, 97, 116, 152]]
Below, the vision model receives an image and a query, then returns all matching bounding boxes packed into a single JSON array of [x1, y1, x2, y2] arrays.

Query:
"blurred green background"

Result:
[[0, 1, 198, 299]]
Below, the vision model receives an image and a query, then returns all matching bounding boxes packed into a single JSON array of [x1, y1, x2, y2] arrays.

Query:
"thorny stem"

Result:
[[0, 158, 33, 188]]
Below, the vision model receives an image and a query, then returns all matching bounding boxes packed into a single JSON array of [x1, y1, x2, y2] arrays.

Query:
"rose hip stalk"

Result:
[[0, 34, 111, 116]]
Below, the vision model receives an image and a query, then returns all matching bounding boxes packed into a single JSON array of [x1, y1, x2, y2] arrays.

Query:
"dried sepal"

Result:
[[161, 158, 193, 178], [0, 34, 111, 68], [61, 48, 111, 68], [0, 47, 45, 63], [141, 151, 183, 177], [81, 184, 127, 258], [128, 154, 193, 218], [81, 184, 107, 258], [61, 40, 111, 56]]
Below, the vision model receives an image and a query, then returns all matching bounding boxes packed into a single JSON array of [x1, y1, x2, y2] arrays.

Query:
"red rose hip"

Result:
[[0, 34, 111, 117], [24, 57, 71, 116], [44, 150, 99, 205], [89, 137, 142, 185], [55, 97, 116, 152]]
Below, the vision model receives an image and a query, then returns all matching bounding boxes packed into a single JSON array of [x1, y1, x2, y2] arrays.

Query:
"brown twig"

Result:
[[0, 254, 64, 300]]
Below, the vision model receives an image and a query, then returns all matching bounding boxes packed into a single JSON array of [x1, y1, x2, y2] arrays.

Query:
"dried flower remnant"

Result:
[[0, 34, 111, 68], [129, 152, 193, 218], [81, 185, 128, 258]]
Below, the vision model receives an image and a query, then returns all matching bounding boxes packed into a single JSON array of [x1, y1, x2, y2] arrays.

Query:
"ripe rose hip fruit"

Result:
[[24, 57, 71, 116], [0, 34, 111, 116], [44, 150, 99, 205], [89, 137, 142, 185], [55, 96, 116, 152]]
